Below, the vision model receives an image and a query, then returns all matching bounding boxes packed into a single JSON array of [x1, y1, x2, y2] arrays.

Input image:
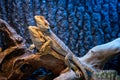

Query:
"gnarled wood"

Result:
[[0, 19, 120, 80], [55, 38, 120, 80], [0, 19, 66, 80]]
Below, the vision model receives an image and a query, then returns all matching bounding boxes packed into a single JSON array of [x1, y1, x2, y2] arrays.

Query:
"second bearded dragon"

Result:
[[29, 15, 96, 80]]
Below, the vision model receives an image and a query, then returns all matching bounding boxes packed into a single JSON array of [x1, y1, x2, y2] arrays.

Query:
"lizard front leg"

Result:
[[60, 53, 73, 74], [39, 39, 52, 55], [65, 53, 83, 78], [65, 53, 73, 69]]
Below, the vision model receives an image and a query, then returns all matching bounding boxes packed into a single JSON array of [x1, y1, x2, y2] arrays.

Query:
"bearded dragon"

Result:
[[29, 15, 95, 80], [28, 26, 65, 60], [35, 15, 97, 79], [28, 26, 85, 79]]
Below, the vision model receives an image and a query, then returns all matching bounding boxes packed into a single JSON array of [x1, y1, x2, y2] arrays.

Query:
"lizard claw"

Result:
[[40, 46, 45, 52], [65, 53, 73, 69], [65, 53, 73, 61], [75, 70, 82, 78], [65, 53, 73, 63]]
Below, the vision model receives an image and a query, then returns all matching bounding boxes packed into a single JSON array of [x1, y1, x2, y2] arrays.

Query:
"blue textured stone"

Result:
[[67, 4, 74, 13], [76, 11, 82, 19], [93, 4, 101, 12], [109, 3, 118, 22], [84, 12, 90, 20], [109, 0, 118, 4], [77, 19, 83, 29], [104, 0, 109, 3], [60, 20, 68, 30], [105, 26, 112, 33], [71, 0, 79, 5], [111, 31, 117, 38], [95, 0, 103, 4], [85, 2, 92, 13], [118, 33, 120, 37], [101, 4, 110, 27], [112, 24, 119, 32], [77, 6, 85, 12], [86, 6, 92, 13], [92, 13, 101, 21], [79, 31, 84, 40], [118, 3, 120, 13], [101, 4, 109, 14], [57, 0, 67, 8]]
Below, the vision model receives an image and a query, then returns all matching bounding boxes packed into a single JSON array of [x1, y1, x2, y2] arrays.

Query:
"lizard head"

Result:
[[28, 26, 39, 37], [34, 15, 50, 32], [28, 26, 45, 42]]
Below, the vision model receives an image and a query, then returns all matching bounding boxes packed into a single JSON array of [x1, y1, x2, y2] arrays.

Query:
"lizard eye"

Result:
[[44, 22, 48, 26], [40, 36, 42, 38], [40, 16, 44, 20], [33, 32, 39, 37]]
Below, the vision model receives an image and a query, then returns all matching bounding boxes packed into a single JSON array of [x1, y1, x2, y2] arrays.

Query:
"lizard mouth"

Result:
[[34, 15, 50, 29], [34, 15, 39, 19]]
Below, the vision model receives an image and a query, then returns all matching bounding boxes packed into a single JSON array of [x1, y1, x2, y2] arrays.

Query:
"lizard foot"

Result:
[[40, 45, 46, 52], [65, 53, 73, 69], [60, 67, 70, 74], [75, 70, 83, 78]]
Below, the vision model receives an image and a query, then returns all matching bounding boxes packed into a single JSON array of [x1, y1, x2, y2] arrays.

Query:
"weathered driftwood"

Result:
[[0, 19, 66, 80], [29, 16, 120, 80], [54, 70, 78, 80], [0, 19, 25, 49], [79, 38, 120, 70], [55, 38, 120, 80]]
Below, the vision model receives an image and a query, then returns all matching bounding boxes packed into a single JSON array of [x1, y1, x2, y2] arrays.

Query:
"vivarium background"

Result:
[[0, 0, 120, 74]]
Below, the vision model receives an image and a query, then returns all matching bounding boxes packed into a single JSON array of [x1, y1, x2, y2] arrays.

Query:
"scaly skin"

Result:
[[28, 26, 87, 79], [33, 15, 97, 80], [28, 26, 64, 60]]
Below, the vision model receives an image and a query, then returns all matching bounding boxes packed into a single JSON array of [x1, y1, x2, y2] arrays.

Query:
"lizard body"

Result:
[[29, 26, 64, 60], [34, 16, 72, 56], [33, 15, 96, 80], [28, 26, 83, 77]]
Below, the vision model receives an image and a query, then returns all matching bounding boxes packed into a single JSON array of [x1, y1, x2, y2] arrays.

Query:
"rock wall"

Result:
[[0, 0, 120, 73]]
